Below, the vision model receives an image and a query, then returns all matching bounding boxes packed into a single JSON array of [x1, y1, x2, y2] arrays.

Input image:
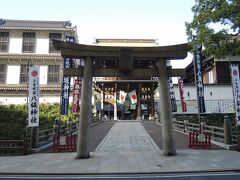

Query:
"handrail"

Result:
[[37, 116, 101, 147], [172, 120, 237, 145]]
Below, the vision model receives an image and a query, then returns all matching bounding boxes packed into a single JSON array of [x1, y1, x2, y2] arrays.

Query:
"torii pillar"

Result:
[[157, 59, 176, 156], [76, 57, 92, 159]]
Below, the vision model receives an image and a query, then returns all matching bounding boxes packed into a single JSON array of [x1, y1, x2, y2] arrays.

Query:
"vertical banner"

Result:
[[60, 58, 72, 115], [168, 78, 177, 112], [60, 36, 75, 115], [178, 78, 187, 112], [72, 79, 82, 113], [128, 90, 137, 104], [194, 44, 206, 113], [231, 64, 240, 125], [28, 65, 40, 127], [117, 90, 127, 104]]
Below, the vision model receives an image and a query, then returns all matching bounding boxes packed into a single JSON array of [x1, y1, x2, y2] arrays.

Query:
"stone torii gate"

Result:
[[53, 40, 190, 159]]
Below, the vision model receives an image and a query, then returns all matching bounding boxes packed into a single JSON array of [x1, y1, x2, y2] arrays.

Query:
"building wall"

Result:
[[36, 31, 49, 54], [175, 84, 234, 114], [0, 96, 68, 105], [174, 84, 233, 101], [0, 21, 77, 105], [40, 66, 48, 85], [6, 65, 20, 84], [7, 30, 56, 54], [155, 84, 234, 114], [8, 31, 22, 53]]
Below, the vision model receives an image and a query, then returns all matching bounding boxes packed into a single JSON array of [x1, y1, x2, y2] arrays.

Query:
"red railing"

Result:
[[189, 131, 212, 149], [53, 134, 77, 152]]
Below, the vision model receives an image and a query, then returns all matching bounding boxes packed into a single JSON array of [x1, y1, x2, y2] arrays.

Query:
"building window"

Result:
[[22, 32, 35, 53], [49, 33, 62, 53], [20, 65, 29, 83], [48, 65, 60, 83], [0, 64, 6, 83], [0, 32, 9, 52]]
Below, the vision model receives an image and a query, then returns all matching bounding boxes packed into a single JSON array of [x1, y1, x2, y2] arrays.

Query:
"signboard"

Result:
[[119, 48, 133, 72], [178, 79, 187, 112], [72, 79, 82, 113], [28, 65, 40, 127], [168, 78, 177, 112], [194, 44, 206, 113], [231, 64, 240, 125]]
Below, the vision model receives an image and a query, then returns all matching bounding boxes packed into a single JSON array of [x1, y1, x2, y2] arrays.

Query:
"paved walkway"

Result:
[[0, 121, 240, 174], [96, 121, 159, 152]]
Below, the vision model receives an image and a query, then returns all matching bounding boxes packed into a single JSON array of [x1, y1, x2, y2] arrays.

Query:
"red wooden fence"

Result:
[[189, 131, 212, 149], [53, 134, 77, 152]]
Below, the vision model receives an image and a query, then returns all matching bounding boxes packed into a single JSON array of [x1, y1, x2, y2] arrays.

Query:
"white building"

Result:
[[0, 18, 77, 104], [172, 84, 234, 114]]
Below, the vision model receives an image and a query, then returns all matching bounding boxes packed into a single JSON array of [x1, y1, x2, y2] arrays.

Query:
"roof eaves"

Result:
[[0, 27, 76, 31]]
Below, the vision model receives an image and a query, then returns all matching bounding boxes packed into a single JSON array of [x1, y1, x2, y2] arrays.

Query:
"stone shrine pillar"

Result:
[[157, 59, 176, 156], [76, 57, 92, 159]]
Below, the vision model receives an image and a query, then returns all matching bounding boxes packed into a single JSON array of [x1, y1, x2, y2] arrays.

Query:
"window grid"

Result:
[[49, 33, 62, 53], [0, 64, 6, 83], [0, 32, 9, 52], [20, 65, 29, 83], [22, 32, 35, 53], [48, 65, 60, 84]]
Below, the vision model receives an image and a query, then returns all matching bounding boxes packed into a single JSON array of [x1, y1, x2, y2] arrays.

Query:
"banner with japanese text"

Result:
[[168, 78, 177, 112], [178, 78, 187, 112], [60, 58, 72, 115], [60, 36, 75, 115], [72, 79, 82, 113], [231, 64, 240, 125], [194, 44, 206, 113], [28, 65, 40, 127]]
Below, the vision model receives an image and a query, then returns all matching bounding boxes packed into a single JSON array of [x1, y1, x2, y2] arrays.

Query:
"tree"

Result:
[[186, 0, 240, 57]]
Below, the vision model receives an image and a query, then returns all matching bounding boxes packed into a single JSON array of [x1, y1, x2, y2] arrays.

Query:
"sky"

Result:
[[1, 0, 196, 68]]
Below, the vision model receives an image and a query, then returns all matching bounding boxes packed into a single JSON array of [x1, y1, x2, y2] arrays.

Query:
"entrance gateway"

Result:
[[53, 40, 190, 158]]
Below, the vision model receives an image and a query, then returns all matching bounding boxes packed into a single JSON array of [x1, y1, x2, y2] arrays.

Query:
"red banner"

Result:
[[178, 79, 187, 112], [72, 79, 82, 113]]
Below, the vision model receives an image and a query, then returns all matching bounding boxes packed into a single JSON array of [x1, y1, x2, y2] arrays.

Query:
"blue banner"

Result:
[[194, 44, 206, 113], [60, 36, 75, 115]]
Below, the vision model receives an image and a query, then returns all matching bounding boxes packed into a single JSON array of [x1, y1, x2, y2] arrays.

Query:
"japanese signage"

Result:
[[72, 79, 82, 113], [231, 64, 240, 125], [60, 58, 72, 115], [28, 65, 40, 127], [60, 36, 75, 115], [168, 78, 177, 112], [194, 44, 206, 113], [178, 79, 187, 112]]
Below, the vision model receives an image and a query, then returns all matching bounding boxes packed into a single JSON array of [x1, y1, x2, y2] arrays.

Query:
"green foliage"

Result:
[[186, 0, 240, 57], [0, 103, 78, 140], [0, 104, 27, 140]]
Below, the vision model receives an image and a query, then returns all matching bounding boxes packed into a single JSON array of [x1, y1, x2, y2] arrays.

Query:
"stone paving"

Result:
[[0, 121, 240, 174], [96, 121, 159, 152]]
